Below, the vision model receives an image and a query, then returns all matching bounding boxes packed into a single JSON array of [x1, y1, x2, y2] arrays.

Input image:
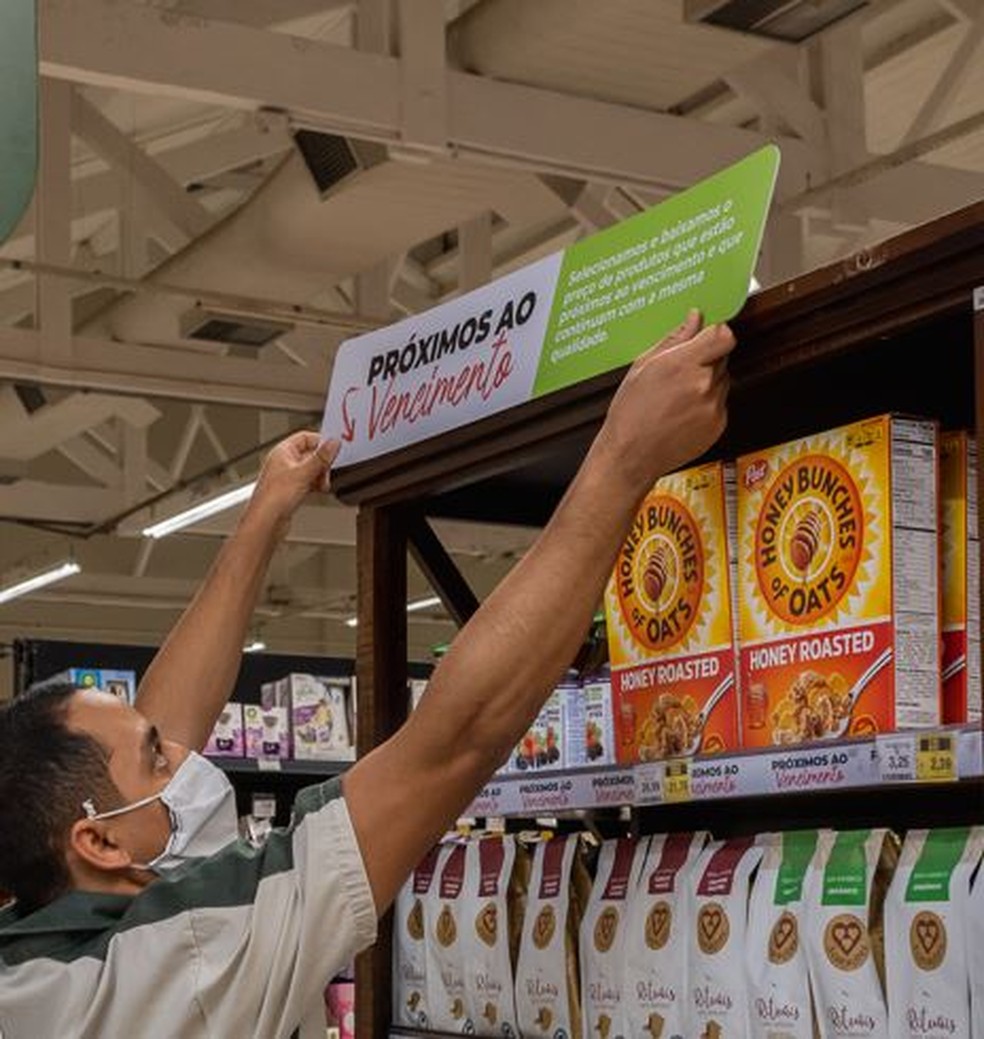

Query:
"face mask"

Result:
[[83, 751, 239, 873]]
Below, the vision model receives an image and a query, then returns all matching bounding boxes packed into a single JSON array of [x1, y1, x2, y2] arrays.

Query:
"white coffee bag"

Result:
[[515, 835, 588, 1039], [623, 831, 709, 1039], [393, 846, 442, 1029], [971, 853, 984, 1038], [886, 827, 984, 1039], [580, 838, 638, 1039], [804, 829, 897, 1039], [746, 831, 822, 1039], [689, 835, 764, 1039], [462, 835, 521, 1038], [426, 841, 472, 1033]]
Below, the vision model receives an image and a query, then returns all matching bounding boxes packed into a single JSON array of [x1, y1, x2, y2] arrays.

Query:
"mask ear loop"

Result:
[[81, 791, 163, 822]]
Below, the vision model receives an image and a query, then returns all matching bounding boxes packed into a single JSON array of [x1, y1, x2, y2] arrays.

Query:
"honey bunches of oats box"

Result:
[[604, 460, 740, 764], [940, 431, 981, 724], [737, 415, 942, 748]]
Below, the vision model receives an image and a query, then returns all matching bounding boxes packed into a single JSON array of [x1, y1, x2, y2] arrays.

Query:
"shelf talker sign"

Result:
[[0, 1, 37, 247], [322, 145, 780, 466]]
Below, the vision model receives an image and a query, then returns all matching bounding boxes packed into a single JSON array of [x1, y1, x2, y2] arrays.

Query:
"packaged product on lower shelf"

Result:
[[393, 846, 442, 1030], [203, 702, 245, 757], [261, 673, 354, 760], [243, 704, 289, 759], [689, 835, 764, 1039], [579, 837, 638, 1039], [746, 830, 823, 1039], [425, 842, 471, 1033], [623, 831, 709, 1039], [605, 460, 740, 763], [885, 827, 984, 1039], [940, 431, 981, 724], [804, 829, 898, 1039], [460, 835, 526, 1038], [971, 860, 984, 1038], [515, 834, 591, 1039], [738, 416, 941, 747]]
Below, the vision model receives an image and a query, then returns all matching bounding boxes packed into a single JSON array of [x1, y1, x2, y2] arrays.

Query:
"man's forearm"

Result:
[[136, 505, 282, 749]]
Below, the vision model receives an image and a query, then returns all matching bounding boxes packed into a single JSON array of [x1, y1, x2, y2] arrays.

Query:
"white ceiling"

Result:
[[0, 0, 981, 673]]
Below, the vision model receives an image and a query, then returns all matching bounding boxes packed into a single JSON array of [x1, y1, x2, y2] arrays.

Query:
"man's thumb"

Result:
[[312, 439, 341, 469]]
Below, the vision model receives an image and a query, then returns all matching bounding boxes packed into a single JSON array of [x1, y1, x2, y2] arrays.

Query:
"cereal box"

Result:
[[203, 702, 245, 758], [738, 416, 941, 747], [605, 460, 740, 763], [509, 682, 568, 773], [244, 704, 289, 759], [582, 667, 616, 767], [940, 432, 981, 724]]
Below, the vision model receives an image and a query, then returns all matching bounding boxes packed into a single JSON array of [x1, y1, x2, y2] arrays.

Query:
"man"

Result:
[[0, 312, 733, 1038]]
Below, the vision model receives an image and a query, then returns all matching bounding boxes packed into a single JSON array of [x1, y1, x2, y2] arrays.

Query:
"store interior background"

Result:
[[0, 0, 982, 698]]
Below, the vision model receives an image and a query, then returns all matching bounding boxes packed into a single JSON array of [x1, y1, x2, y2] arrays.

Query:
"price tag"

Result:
[[257, 758, 282, 772], [877, 734, 916, 783], [635, 763, 663, 805], [974, 286, 984, 312], [663, 759, 692, 803], [916, 734, 957, 783]]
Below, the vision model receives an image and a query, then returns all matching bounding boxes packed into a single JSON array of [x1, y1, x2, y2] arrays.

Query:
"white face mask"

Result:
[[82, 751, 239, 873]]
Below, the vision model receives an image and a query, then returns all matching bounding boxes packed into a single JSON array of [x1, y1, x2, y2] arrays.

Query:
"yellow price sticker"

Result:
[[915, 734, 957, 783], [663, 760, 692, 803]]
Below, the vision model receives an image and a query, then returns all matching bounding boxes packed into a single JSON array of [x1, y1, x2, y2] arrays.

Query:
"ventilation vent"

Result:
[[181, 309, 292, 348], [685, 0, 868, 41], [293, 130, 361, 195]]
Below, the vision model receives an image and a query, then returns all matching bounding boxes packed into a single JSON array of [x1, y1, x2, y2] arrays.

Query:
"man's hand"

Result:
[[599, 311, 734, 497], [247, 433, 340, 533]]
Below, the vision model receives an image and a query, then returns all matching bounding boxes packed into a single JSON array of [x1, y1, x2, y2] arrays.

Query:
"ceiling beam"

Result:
[[0, 325, 327, 412], [163, 0, 354, 27], [38, 0, 814, 195]]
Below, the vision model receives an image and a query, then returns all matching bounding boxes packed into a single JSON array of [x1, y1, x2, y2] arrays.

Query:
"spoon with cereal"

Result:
[[682, 672, 735, 757], [828, 647, 894, 739]]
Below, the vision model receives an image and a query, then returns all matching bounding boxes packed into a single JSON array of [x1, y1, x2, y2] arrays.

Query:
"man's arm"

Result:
[[136, 433, 339, 750], [344, 313, 734, 913]]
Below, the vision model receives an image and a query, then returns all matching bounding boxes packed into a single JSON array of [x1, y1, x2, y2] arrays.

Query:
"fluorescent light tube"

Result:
[[345, 596, 444, 628], [0, 561, 81, 605], [142, 481, 257, 539]]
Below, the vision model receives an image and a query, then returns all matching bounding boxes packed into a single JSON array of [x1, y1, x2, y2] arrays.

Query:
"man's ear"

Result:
[[68, 818, 133, 873]]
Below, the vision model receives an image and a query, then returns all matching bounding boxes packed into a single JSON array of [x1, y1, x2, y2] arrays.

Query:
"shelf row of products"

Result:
[[511, 417, 979, 776], [394, 826, 984, 1039]]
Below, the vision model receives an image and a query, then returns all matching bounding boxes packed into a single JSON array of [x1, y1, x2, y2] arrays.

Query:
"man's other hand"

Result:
[[249, 432, 341, 530], [599, 310, 735, 497]]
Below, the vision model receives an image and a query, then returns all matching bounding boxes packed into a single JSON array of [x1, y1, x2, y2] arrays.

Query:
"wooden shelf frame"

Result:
[[344, 200, 984, 1039]]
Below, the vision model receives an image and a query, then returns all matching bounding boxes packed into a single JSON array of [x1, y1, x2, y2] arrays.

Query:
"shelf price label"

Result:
[[916, 734, 957, 783], [877, 734, 916, 784], [663, 759, 692, 803], [635, 763, 664, 805], [257, 758, 282, 772]]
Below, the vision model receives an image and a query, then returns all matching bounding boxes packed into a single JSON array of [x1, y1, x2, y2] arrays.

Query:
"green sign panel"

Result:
[[0, 0, 38, 246]]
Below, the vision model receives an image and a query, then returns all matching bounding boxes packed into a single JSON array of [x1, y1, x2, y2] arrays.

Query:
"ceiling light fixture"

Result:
[[243, 639, 267, 654], [0, 561, 81, 606], [141, 481, 257, 539], [345, 596, 444, 628]]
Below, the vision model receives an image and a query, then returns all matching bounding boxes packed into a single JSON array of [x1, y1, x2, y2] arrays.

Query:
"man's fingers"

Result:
[[315, 439, 341, 467], [660, 309, 703, 350], [691, 323, 736, 365]]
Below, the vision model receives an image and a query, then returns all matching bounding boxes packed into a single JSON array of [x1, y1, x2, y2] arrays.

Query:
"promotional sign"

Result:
[[0, 1, 37, 245], [322, 146, 780, 466]]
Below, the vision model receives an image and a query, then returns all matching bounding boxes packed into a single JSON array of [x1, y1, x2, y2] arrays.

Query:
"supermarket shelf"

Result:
[[208, 757, 351, 778], [465, 725, 983, 816]]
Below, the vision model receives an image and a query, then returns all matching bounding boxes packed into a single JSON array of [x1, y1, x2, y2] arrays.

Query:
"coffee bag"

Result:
[[886, 827, 984, 1039], [747, 831, 822, 1039], [623, 831, 709, 1039], [426, 842, 472, 1033], [804, 829, 898, 1039], [689, 835, 764, 1039], [970, 854, 984, 1038], [393, 846, 442, 1029], [580, 838, 638, 1039]]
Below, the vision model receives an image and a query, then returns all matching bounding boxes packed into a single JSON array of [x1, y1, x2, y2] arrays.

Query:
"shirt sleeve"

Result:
[[129, 778, 377, 1038]]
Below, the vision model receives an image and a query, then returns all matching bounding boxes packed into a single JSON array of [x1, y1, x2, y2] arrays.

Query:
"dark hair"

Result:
[[0, 681, 121, 912]]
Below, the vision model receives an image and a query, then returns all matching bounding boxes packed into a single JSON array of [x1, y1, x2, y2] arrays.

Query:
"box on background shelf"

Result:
[[261, 674, 355, 761], [605, 460, 740, 763], [941, 431, 981, 724], [204, 702, 244, 758], [738, 415, 941, 748], [508, 680, 568, 773], [244, 704, 289, 760], [61, 668, 137, 705]]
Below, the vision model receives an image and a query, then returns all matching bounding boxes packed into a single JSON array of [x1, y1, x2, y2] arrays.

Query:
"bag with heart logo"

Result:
[[460, 835, 528, 1038], [425, 841, 473, 1033], [746, 830, 824, 1039], [579, 837, 639, 1039], [885, 827, 984, 1039], [515, 834, 591, 1039], [971, 854, 984, 1038], [804, 829, 899, 1039], [689, 835, 765, 1039], [394, 845, 443, 1029], [622, 831, 709, 1039]]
